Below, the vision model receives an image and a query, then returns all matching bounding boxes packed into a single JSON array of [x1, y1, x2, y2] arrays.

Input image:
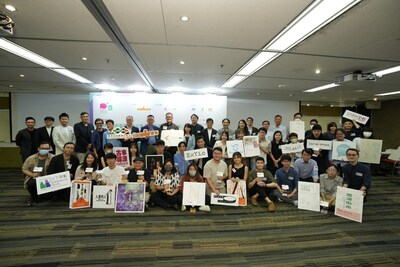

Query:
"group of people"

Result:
[[18, 111, 372, 212]]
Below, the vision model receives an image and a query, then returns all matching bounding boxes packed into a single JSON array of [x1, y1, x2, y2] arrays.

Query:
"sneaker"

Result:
[[250, 197, 258, 206], [199, 205, 211, 212], [267, 202, 275, 212], [181, 205, 186, 212], [293, 200, 298, 207]]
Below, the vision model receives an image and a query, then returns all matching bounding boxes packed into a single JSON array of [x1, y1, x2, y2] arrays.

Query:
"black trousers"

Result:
[[150, 191, 182, 209]]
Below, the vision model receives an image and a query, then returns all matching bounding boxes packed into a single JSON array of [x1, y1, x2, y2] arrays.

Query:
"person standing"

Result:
[[52, 113, 76, 155], [91, 118, 107, 164], [122, 115, 140, 147], [159, 112, 179, 156], [202, 118, 217, 149], [16, 117, 38, 163], [140, 115, 160, 156], [190, 114, 204, 139], [37, 116, 55, 153], [74, 112, 95, 163]]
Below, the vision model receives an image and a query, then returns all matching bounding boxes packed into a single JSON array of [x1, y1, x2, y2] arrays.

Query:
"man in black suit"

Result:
[[247, 117, 259, 136], [37, 116, 55, 153], [16, 117, 38, 163], [202, 118, 217, 149], [122, 115, 140, 147], [74, 112, 95, 163]]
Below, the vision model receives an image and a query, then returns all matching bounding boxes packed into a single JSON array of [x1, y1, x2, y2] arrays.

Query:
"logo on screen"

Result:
[[99, 102, 113, 113]]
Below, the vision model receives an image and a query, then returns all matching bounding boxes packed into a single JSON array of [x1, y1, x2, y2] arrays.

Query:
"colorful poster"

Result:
[[113, 147, 130, 168], [115, 183, 146, 213], [184, 148, 209, 161], [290, 120, 305, 140], [335, 187, 364, 223], [210, 193, 239, 206], [107, 129, 159, 140], [36, 171, 71, 195], [161, 129, 184, 147], [227, 180, 247, 206], [332, 141, 356, 161], [182, 182, 206, 206], [343, 110, 369, 124], [69, 180, 92, 209], [280, 142, 304, 154], [358, 139, 383, 164], [298, 181, 320, 212], [243, 136, 260, 157], [226, 140, 245, 158], [92, 185, 115, 209], [306, 140, 332, 150]]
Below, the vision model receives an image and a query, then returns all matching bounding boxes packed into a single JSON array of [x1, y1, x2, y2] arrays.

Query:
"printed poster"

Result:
[[332, 141, 356, 161], [36, 171, 71, 195], [358, 139, 383, 164], [243, 136, 260, 157], [161, 129, 184, 146], [335, 187, 364, 223], [298, 181, 320, 212], [280, 142, 304, 154], [115, 183, 146, 213], [290, 120, 305, 140], [182, 182, 206, 206], [226, 140, 245, 158], [306, 140, 332, 150], [92, 185, 115, 209], [210, 193, 239, 206], [113, 147, 130, 168], [69, 180, 92, 209], [184, 148, 209, 161], [227, 180, 247, 206], [343, 110, 369, 124]]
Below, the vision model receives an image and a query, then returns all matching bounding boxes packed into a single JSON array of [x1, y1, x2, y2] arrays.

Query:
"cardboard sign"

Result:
[[115, 183, 146, 213], [36, 171, 71, 195], [332, 141, 356, 161], [343, 110, 369, 124], [226, 140, 245, 158], [161, 129, 184, 146], [358, 139, 383, 164], [184, 148, 209, 161], [243, 136, 260, 157], [298, 181, 320, 212], [280, 142, 304, 154], [113, 147, 130, 168], [290, 120, 305, 140], [107, 129, 159, 140], [92, 185, 115, 209], [182, 182, 206, 206], [210, 193, 239, 206], [69, 180, 91, 209], [335, 187, 364, 223], [227, 180, 247, 206], [306, 140, 332, 150]]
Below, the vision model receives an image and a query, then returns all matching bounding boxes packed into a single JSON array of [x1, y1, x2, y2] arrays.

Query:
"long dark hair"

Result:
[[272, 130, 284, 145], [184, 163, 202, 182], [129, 143, 140, 159], [161, 159, 177, 175], [237, 119, 249, 136], [81, 152, 98, 171]]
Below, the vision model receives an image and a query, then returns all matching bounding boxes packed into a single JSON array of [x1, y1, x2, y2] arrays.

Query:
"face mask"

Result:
[[39, 149, 49, 156], [363, 132, 372, 138], [189, 170, 197, 176], [164, 166, 173, 172], [290, 138, 298, 144]]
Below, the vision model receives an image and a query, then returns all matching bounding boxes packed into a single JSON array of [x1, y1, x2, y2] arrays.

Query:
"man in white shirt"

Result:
[[204, 147, 228, 196], [52, 113, 76, 155], [268, 114, 288, 142], [100, 153, 126, 186]]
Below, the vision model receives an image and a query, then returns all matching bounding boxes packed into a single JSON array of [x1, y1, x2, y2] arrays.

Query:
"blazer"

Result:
[[140, 124, 160, 155], [37, 126, 55, 152], [15, 128, 38, 161], [74, 122, 95, 153], [201, 128, 217, 148], [47, 153, 80, 179], [121, 126, 140, 147]]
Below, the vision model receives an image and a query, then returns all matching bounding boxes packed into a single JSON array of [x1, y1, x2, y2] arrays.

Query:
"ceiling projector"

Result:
[[0, 10, 14, 35]]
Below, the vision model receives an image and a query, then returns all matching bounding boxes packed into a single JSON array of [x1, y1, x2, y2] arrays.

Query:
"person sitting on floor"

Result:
[[127, 157, 152, 206], [320, 164, 343, 208], [98, 153, 126, 186], [272, 154, 299, 206], [74, 152, 99, 184]]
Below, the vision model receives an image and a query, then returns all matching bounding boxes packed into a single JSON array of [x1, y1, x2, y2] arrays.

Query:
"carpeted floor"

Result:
[[0, 168, 399, 266]]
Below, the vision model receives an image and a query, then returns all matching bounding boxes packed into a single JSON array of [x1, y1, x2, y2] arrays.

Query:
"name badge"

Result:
[[282, 184, 289, 190], [257, 173, 264, 178], [66, 161, 72, 170], [288, 176, 294, 180], [356, 172, 363, 177], [351, 133, 356, 136], [163, 126, 167, 130], [137, 170, 145, 176], [85, 167, 93, 173], [197, 130, 201, 133], [320, 201, 329, 207], [232, 168, 236, 173], [33, 167, 43, 172], [313, 166, 318, 171], [212, 134, 216, 137], [216, 171, 223, 177], [163, 179, 171, 185]]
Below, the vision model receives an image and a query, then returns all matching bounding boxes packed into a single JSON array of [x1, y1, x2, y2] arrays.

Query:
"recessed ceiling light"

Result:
[[19, 74, 24, 77], [289, 94, 293, 97], [111, 77, 115, 80], [5, 5, 16, 12], [278, 84, 286, 87], [306, 104, 310, 107], [82, 57, 87, 61], [9, 84, 13, 87], [373, 97, 378, 101], [180, 61, 185, 65], [355, 89, 364, 92], [256, 93, 260, 96], [180, 16, 190, 22], [315, 69, 321, 74]]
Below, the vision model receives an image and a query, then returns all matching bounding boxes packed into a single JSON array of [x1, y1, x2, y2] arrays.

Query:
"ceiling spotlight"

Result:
[[289, 94, 293, 97], [81, 57, 88, 61], [180, 61, 185, 65], [373, 97, 378, 101], [306, 104, 310, 107], [180, 16, 190, 22], [315, 69, 321, 74], [256, 93, 260, 96], [5, 5, 16, 12], [9, 84, 13, 87], [19, 74, 24, 77], [278, 84, 286, 87]]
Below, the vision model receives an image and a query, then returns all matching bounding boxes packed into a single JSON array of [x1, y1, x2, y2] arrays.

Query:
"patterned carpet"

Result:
[[0, 168, 399, 266]]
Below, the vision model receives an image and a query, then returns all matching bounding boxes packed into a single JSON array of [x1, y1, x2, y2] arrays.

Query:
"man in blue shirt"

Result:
[[342, 148, 371, 197], [294, 148, 319, 183], [272, 154, 299, 206]]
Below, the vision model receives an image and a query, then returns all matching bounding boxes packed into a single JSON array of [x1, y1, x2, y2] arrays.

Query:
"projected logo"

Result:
[[99, 102, 113, 113]]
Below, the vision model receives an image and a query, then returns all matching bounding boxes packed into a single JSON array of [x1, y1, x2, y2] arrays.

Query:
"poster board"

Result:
[[92, 185, 115, 209], [280, 143, 304, 154], [160, 130, 184, 147], [343, 110, 369, 124], [184, 148, 209, 161], [182, 182, 206, 206], [243, 136, 260, 157], [210, 193, 239, 206], [227, 180, 247, 206], [306, 140, 332, 150], [226, 140, 245, 158], [115, 183, 146, 213], [69, 180, 92, 209], [298, 181, 320, 212], [332, 141, 356, 161], [335, 187, 364, 223], [289, 120, 305, 140], [36, 171, 71, 195], [358, 139, 383, 164], [113, 147, 130, 168]]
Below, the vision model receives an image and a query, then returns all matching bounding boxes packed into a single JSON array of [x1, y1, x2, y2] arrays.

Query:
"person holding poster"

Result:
[[329, 129, 353, 175], [320, 164, 343, 208], [287, 132, 302, 165], [204, 147, 228, 197], [74, 152, 99, 183], [228, 152, 248, 182], [213, 131, 230, 164], [183, 123, 196, 151], [294, 149, 319, 183], [127, 157, 152, 205], [267, 131, 285, 175], [234, 119, 250, 139], [272, 155, 299, 206], [99, 153, 126, 186], [248, 157, 277, 211], [249, 127, 271, 171], [22, 141, 54, 206], [305, 124, 329, 175], [150, 159, 182, 210], [159, 112, 179, 156], [121, 115, 139, 148], [352, 127, 375, 167], [342, 148, 371, 198], [342, 119, 361, 141], [174, 141, 192, 177], [193, 136, 213, 176], [140, 115, 160, 156], [102, 119, 122, 150]]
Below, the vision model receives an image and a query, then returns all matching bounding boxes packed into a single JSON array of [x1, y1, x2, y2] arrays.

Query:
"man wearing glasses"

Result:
[[342, 148, 371, 197]]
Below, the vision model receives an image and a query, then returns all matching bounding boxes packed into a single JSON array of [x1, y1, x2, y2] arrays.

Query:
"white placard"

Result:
[[182, 182, 206, 206], [113, 147, 130, 168], [33, 167, 43, 173], [92, 185, 115, 209], [227, 180, 247, 206], [210, 193, 239, 206], [335, 187, 364, 223], [184, 148, 209, 161], [36, 171, 71, 195], [226, 140, 245, 158], [298, 181, 320, 212], [290, 120, 305, 140], [358, 139, 383, 164], [332, 141, 356, 161], [280, 142, 304, 154], [343, 110, 369, 124], [161, 129, 184, 147], [69, 180, 92, 209], [306, 140, 332, 150], [243, 136, 260, 157]]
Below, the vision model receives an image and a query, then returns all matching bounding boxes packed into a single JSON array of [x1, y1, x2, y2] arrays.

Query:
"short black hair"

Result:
[[105, 119, 114, 125], [246, 117, 253, 121], [302, 148, 313, 156], [59, 113, 69, 119], [63, 142, 75, 148], [25, 117, 35, 122], [346, 148, 359, 156], [80, 112, 89, 116], [255, 156, 265, 163], [281, 154, 292, 162], [44, 116, 54, 121], [206, 118, 213, 123], [191, 114, 199, 120], [105, 153, 117, 159], [222, 118, 230, 123], [259, 127, 268, 133], [213, 147, 222, 153]]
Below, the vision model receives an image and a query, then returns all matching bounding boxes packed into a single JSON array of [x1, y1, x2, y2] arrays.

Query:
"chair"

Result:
[[382, 146, 400, 175]]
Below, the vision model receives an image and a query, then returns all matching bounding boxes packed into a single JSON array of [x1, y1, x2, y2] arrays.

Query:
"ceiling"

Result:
[[0, 0, 399, 106]]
